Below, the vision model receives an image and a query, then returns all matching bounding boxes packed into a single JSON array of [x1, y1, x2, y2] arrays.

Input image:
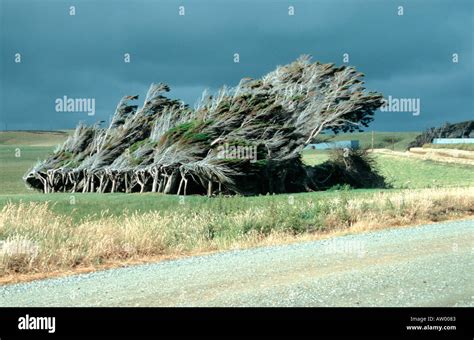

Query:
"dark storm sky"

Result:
[[0, 0, 472, 131]]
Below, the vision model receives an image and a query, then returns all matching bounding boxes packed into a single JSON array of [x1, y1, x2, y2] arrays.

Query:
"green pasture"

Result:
[[0, 130, 472, 223]]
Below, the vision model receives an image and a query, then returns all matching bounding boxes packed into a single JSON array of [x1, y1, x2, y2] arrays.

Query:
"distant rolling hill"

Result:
[[311, 131, 420, 151], [0, 130, 71, 146], [0, 130, 419, 150]]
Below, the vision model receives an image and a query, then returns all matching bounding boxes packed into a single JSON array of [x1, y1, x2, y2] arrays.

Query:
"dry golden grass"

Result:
[[1, 187, 473, 283], [410, 147, 474, 161], [372, 148, 474, 166]]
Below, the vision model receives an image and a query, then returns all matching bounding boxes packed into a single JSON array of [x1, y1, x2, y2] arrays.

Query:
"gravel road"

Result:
[[1, 219, 473, 307]]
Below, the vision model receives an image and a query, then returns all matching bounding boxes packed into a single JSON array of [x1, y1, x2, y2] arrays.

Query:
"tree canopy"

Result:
[[24, 56, 384, 195]]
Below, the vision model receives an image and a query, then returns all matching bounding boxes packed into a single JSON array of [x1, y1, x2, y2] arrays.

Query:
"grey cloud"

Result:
[[0, 0, 472, 130]]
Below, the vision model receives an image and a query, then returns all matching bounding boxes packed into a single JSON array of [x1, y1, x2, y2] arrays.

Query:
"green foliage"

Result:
[[129, 138, 150, 153], [163, 120, 213, 144], [253, 159, 269, 168], [226, 140, 254, 147], [183, 132, 210, 143], [291, 94, 305, 101], [164, 121, 197, 140], [381, 136, 403, 144], [327, 184, 353, 191]]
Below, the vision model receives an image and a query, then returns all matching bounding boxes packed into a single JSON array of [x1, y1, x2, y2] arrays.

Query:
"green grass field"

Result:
[[0, 130, 473, 222], [0, 145, 56, 194], [302, 149, 474, 189], [1, 130, 473, 279], [0, 190, 387, 224], [374, 154, 474, 188]]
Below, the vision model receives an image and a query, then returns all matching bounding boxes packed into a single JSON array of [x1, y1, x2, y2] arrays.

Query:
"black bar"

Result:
[[0, 307, 472, 339]]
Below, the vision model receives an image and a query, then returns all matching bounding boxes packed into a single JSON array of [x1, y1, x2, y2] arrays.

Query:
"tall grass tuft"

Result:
[[1, 187, 473, 278]]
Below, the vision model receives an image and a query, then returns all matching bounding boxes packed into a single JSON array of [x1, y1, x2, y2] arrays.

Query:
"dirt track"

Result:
[[1, 219, 473, 307], [371, 148, 474, 165]]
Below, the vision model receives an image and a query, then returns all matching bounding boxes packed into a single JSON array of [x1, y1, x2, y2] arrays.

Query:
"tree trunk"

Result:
[[152, 172, 158, 193], [38, 174, 48, 194], [98, 174, 104, 193], [111, 177, 116, 193], [82, 170, 88, 193], [101, 177, 109, 193], [157, 178, 163, 193], [62, 172, 66, 192], [163, 172, 176, 194], [136, 172, 145, 193], [90, 175, 95, 192], [177, 176, 184, 196], [207, 180, 212, 197]]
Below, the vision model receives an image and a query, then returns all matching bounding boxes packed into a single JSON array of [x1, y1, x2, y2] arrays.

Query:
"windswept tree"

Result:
[[407, 120, 474, 149], [24, 56, 385, 195]]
